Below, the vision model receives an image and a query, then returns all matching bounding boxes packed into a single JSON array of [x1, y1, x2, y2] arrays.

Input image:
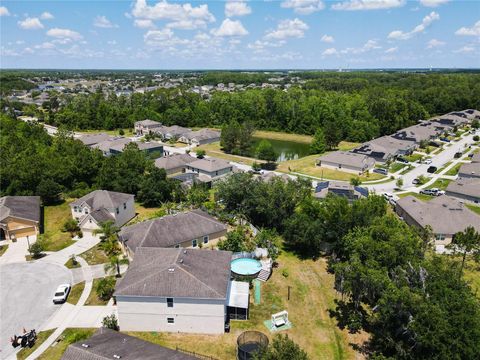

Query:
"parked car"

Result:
[[430, 188, 445, 196], [382, 192, 393, 200], [389, 198, 397, 206], [412, 178, 420, 184], [396, 157, 409, 164], [454, 152, 463, 159], [423, 159, 432, 165], [468, 153, 474, 158], [440, 137, 450, 143], [374, 168, 388, 175], [53, 284, 71, 304], [429, 141, 440, 148], [427, 166, 437, 173], [420, 189, 436, 196]]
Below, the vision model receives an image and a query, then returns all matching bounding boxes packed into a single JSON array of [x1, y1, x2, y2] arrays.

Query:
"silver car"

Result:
[[52, 284, 71, 304]]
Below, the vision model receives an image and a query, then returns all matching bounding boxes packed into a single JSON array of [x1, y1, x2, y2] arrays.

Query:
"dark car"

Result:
[[427, 166, 437, 173], [396, 157, 409, 164], [454, 152, 463, 159], [412, 178, 420, 184]]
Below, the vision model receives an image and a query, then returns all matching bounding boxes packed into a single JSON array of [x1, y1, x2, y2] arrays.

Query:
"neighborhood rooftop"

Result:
[[115, 247, 232, 299], [154, 153, 196, 171], [188, 157, 232, 172], [446, 178, 480, 199], [71, 190, 133, 209], [61, 328, 197, 360], [458, 161, 480, 178], [317, 151, 375, 169], [0, 196, 41, 223]]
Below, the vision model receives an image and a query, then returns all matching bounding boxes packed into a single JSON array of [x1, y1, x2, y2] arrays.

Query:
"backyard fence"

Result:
[[175, 346, 220, 360], [232, 251, 254, 260]]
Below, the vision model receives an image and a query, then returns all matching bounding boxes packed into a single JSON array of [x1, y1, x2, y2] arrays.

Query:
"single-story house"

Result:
[[109, 141, 164, 158], [91, 137, 132, 156], [61, 328, 197, 360], [352, 136, 416, 163], [179, 129, 221, 146], [395, 195, 480, 251], [431, 113, 470, 128], [154, 153, 196, 175], [314, 181, 369, 202], [154, 125, 191, 140], [391, 121, 448, 144], [119, 209, 227, 256], [77, 133, 115, 147], [445, 178, 480, 204], [70, 190, 135, 236], [316, 151, 375, 174], [0, 196, 41, 241], [186, 157, 233, 182], [115, 247, 242, 334], [458, 161, 480, 179], [134, 119, 163, 136]]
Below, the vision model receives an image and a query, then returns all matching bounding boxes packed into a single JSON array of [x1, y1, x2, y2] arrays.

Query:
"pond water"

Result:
[[251, 137, 311, 162]]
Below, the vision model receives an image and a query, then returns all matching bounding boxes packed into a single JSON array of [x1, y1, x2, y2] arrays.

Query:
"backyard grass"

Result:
[[277, 154, 384, 181], [426, 178, 452, 190], [85, 276, 116, 306], [195, 142, 264, 166], [466, 204, 480, 215], [0, 244, 8, 257], [445, 163, 462, 176], [129, 202, 164, 223], [435, 161, 452, 174], [67, 281, 85, 305], [79, 243, 109, 265], [16, 329, 56, 360], [253, 130, 313, 144], [129, 252, 366, 360], [79, 128, 132, 136], [36, 328, 96, 360], [389, 162, 407, 173], [405, 153, 424, 163], [44, 201, 75, 252]]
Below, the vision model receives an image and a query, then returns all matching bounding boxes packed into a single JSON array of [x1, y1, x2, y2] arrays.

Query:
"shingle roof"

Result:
[[188, 157, 232, 172], [314, 181, 368, 199], [154, 153, 196, 171], [472, 152, 480, 163], [317, 151, 375, 169], [446, 178, 480, 199], [396, 195, 480, 235], [183, 129, 221, 141], [115, 247, 232, 299], [135, 119, 162, 127], [77, 133, 114, 146], [61, 328, 197, 360], [0, 196, 41, 223], [119, 209, 227, 252], [458, 162, 480, 178], [91, 137, 131, 153], [71, 190, 133, 209]]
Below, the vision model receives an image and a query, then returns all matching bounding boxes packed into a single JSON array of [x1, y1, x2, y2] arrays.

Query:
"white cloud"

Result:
[[131, 0, 215, 30], [281, 0, 325, 15], [385, 46, 398, 53], [455, 20, 480, 37], [0, 6, 10, 16], [388, 11, 439, 40], [340, 39, 381, 54], [18, 17, 44, 30], [46, 28, 83, 41], [107, 40, 117, 45], [322, 48, 338, 56], [427, 38, 445, 48], [34, 42, 55, 49], [247, 40, 286, 52], [420, 0, 449, 7], [23, 47, 35, 54], [332, 0, 405, 11], [134, 19, 156, 29], [40, 11, 54, 20], [225, 1, 251, 17], [265, 18, 309, 40], [320, 34, 334, 43], [94, 15, 118, 28], [211, 18, 248, 37], [454, 46, 475, 53]]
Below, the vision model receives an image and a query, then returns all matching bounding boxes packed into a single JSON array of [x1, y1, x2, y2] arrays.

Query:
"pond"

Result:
[[251, 137, 311, 162]]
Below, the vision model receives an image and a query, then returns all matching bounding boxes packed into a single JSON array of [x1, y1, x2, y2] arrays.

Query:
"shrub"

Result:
[[473, 135, 479, 142], [196, 149, 206, 159], [102, 314, 119, 331], [62, 218, 80, 234], [118, 129, 125, 136]]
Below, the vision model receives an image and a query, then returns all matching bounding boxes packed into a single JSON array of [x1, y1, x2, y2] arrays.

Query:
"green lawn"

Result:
[[64, 256, 81, 269], [435, 161, 452, 174], [390, 162, 407, 173], [67, 281, 85, 305], [397, 192, 433, 201], [36, 328, 96, 360], [0, 244, 8, 257], [16, 329, 56, 360], [44, 201, 75, 251], [85, 276, 116, 306], [79, 243, 109, 265], [445, 163, 462, 176], [405, 153, 424, 163], [466, 204, 480, 215], [426, 178, 452, 190]]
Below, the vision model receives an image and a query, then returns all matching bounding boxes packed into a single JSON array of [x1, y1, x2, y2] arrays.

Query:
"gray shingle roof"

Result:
[[119, 209, 227, 252], [183, 129, 221, 141], [61, 328, 197, 360], [317, 151, 375, 169], [135, 119, 162, 127], [446, 178, 480, 199], [396, 195, 480, 235], [115, 247, 232, 299], [154, 153, 196, 171], [188, 157, 232, 172], [71, 190, 133, 210], [77, 133, 114, 147], [0, 196, 41, 223], [458, 162, 480, 178]]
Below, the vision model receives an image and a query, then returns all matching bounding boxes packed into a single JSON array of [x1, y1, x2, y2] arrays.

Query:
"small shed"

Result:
[[227, 281, 250, 320]]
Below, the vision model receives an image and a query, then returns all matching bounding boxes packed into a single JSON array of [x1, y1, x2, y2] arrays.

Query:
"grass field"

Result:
[[128, 251, 366, 360], [463, 260, 480, 297], [85, 277, 116, 306], [397, 192, 433, 201], [390, 162, 407, 173], [0, 244, 8, 257], [445, 163, 462, 176], [44, 201, 75, 252], [195, 142, 265, 166], [253, 130, 313, 144], [36, 328, 96, 360], [405, 153, 424, 163], [67, 281, 85, 305], [79, 129, 132, 136], [277, 155, 384, 181], [16, 329, 56, 360], [466, 204, 480, 215], [79, 243, 109, 265], [129, 202, 164, 224], [426, 178, 452, 190]]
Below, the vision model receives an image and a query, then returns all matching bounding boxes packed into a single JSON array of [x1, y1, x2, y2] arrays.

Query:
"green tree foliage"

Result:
[[62, 218, 80, 235], [102, 314, 119, 331], [254, 334, 309, 360], [310, 128, 326, 154], [218, 226, 249, 252], [220, 120, 255, 155], [186, 183, 210, 207], [195, 149, 206, 158], [256, 139, 277, 163], [95, 277, 116, 301], [137, 167, 180, 207], [255, 229, 281, 261], [449, 226, 480, 274], [104, 255, 129, 278], [36, 178, 62, 205]]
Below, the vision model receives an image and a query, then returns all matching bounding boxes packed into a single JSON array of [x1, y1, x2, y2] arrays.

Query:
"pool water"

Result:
[[231, 258, 262, 276]]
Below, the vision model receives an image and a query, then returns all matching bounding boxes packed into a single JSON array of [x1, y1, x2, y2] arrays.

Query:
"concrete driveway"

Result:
[[0, 262, 71, 359]]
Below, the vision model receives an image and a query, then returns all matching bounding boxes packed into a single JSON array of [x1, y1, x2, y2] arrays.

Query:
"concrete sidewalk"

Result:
[[71, 263, 128, 284], [0, 237, 32, 265], [39, 235, 100, 266]]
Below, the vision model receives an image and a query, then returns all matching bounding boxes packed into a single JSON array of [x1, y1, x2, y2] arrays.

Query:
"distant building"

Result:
[[134, 119, 162, 136], [0, 196, 41, 241], [314, 181, 368, 202], [154, 125, 191, 140], [186, 157, 233, 182], [154, 153, 196, 175], [316, 151, 375, 174], [179, 129, 221, 146], [445, 178, 480, 204], [77, 133, 114, 147], [109, 141, 163, 158], [351, 136, 416, 163]]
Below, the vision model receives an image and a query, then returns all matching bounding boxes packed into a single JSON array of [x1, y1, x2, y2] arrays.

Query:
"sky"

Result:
[[1, 0, 479, 69]]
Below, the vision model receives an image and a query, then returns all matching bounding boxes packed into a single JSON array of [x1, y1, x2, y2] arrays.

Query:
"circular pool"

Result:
[[231, 258, 262, 277]]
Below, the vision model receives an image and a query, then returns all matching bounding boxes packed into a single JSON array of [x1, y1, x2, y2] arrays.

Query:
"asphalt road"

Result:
[[0, 262, 71, 359]]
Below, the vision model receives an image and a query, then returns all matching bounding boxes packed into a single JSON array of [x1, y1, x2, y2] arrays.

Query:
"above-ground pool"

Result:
[[231, 258, 262, 277]]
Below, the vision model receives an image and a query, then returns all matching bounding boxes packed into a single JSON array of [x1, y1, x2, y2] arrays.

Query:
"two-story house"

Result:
[[134, 120, 163, 136], [185, 158, 233, 182], [70, 190, 135, 236]]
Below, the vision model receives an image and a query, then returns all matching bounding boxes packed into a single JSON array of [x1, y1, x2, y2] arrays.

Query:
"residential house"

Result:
[[154, 125, 191, 140], [91, 137, 131, 156], [70, 190, 135, 236], [352, 136, 416, 163], [179, 129, 221, 146], [458, 161, 480, 179], [259, 172, 292, 182], [0, 196, 41, 241], [431, 113, 470, 128], [109, 141, 164, 158], [314, 181, 369, 202], [134, 119, 163, 136], [445, 178, 480, 204], [395, 195, 480, 251], [154, 153, 196, 175], [316, 151, 375, 174], [115, 247, 240, 334], [391, 121, 448, 144], [186, 157, 233, 182], [61, 328, 197, 360], [77, 133, 114, 147], [119, 209, 227, 256]]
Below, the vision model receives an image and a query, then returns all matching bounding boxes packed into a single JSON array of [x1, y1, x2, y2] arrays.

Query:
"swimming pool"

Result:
[[231, 258, 262, 276]]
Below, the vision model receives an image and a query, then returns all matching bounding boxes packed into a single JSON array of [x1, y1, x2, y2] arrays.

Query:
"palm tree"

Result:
[[104, 255, 129, 278], [93, 221, 120, 243], [450, 226, 480, 275]]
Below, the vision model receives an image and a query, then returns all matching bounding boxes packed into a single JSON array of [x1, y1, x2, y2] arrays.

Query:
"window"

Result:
[[123, 203, 126, 210], [203, 235, 209, 244], [167, 317, 175, 324], [73, 206, 78, 212], [84, 209, 89, 214], [116, 208, 119, 215], [167, 298, 174, 307], [192, 239, 198, 247], [435, 234, 446, 241]]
